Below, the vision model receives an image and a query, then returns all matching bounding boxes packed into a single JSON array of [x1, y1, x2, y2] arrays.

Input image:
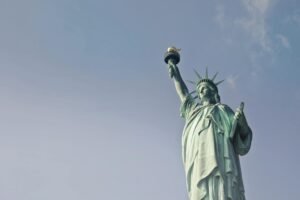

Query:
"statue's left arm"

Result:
[[234, 111, 252, 155]]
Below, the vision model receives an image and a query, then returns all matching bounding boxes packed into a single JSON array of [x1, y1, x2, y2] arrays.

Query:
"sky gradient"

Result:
[[0, 0, 299, 199]]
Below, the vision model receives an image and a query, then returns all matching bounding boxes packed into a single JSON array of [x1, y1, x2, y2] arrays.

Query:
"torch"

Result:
[[164, 47, 181, 78]]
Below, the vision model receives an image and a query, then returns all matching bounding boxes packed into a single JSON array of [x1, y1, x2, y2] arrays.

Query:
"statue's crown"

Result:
[[188, 68, 224, 93]]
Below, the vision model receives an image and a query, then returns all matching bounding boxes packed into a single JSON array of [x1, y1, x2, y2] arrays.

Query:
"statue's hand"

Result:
[[235, 110, 245, 126]]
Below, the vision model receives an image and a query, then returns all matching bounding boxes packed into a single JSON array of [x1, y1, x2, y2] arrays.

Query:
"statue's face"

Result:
[[198, 82, 215, 102]]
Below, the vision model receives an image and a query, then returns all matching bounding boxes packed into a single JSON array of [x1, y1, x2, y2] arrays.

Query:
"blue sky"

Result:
[[0, 0, 299, 199]]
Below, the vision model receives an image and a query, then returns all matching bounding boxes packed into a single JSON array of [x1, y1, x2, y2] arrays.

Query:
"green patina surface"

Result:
[[164, 48, 252, 200]]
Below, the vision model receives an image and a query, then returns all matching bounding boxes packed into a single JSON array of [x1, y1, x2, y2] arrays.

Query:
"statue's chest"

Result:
[[187, 107, 214, 136], [183, 107, 216, 160]]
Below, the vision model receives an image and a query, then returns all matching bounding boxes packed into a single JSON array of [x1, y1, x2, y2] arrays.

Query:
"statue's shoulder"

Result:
[[215, 103, 234, 114]]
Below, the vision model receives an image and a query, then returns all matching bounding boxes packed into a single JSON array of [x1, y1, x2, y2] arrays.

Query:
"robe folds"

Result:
[[180, 96, 252, 200]]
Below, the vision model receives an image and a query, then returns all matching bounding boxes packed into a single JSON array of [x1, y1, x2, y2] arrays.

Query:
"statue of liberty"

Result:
[[164, 47, 252, 200]]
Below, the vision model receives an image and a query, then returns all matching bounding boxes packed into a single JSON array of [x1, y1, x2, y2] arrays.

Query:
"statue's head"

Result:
[[192, 69, 223, 104], [197, 81, 220, 104]]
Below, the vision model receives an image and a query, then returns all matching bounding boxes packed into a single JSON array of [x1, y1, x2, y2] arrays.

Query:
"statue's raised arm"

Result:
[[164, 47, 189, 102]]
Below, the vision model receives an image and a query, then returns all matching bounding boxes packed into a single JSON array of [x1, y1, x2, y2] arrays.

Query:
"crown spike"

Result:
[[193, 69, 202, 79], [215, 79, 224, 85], [212, 72, 218, 81], [188, 90, 198, 100], [189, 90, 196, 95], [187, 80, 196, 85]]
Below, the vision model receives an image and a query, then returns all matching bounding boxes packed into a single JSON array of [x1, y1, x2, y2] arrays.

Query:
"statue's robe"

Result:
[[180, 96, 252, 200]]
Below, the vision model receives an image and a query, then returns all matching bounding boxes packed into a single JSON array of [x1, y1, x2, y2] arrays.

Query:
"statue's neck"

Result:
[[201, 100, 216, 106]]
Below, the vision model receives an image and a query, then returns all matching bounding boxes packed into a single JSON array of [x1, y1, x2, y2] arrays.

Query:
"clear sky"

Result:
[[0, 0, 299, 199]]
